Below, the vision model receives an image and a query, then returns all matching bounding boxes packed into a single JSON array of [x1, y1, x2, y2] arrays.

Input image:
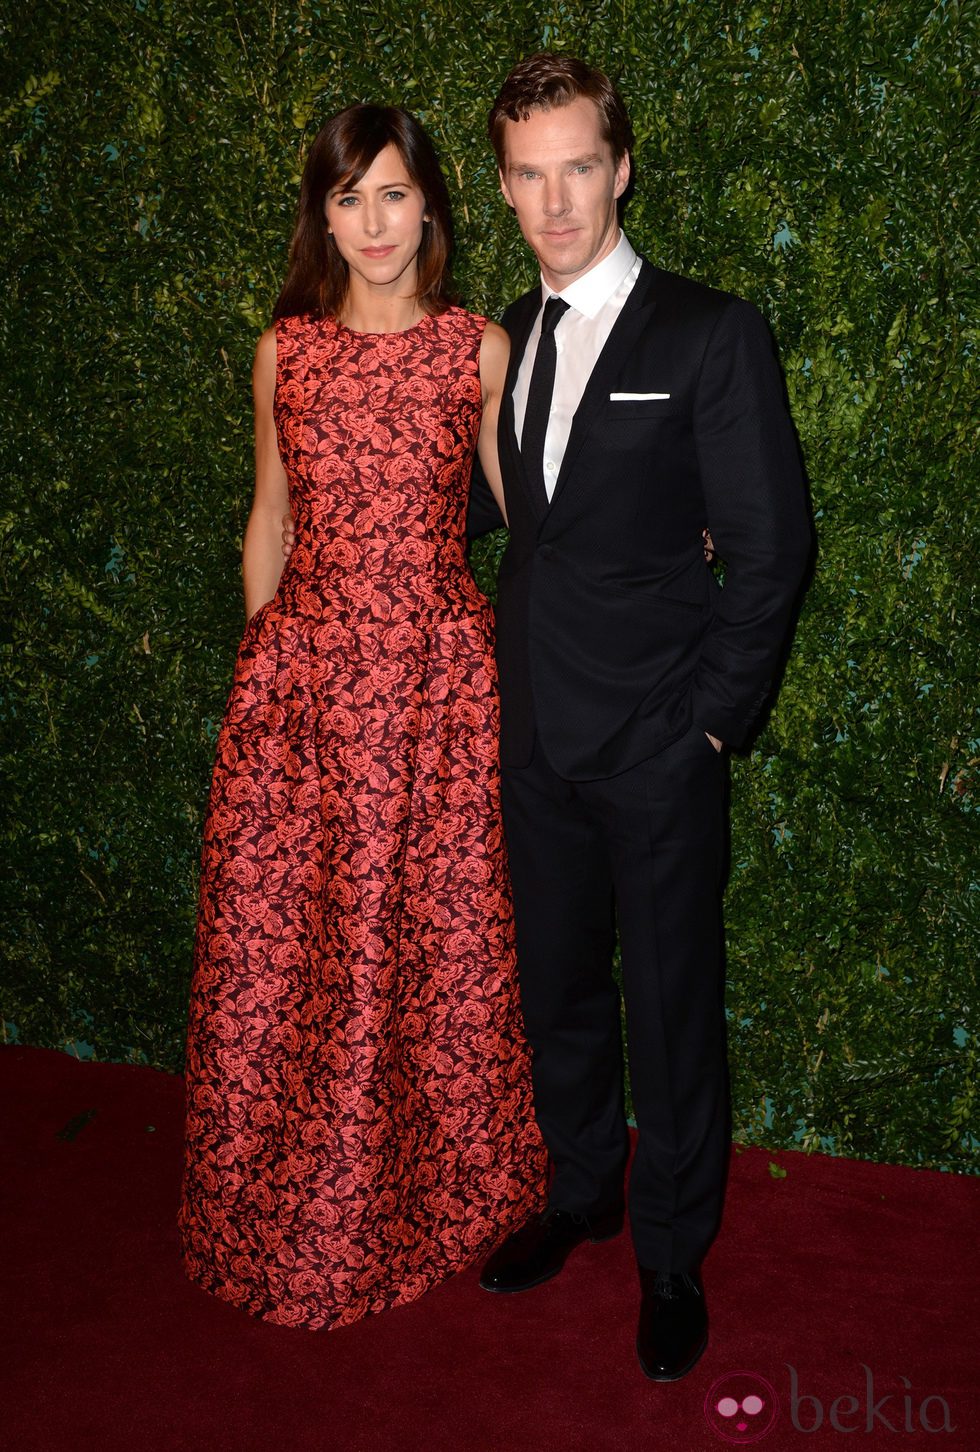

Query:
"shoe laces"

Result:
[[653, 1270, 701, 1300]]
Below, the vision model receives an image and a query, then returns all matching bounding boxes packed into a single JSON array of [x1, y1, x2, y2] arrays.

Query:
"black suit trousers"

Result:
[[501, 721, 731, 1272]]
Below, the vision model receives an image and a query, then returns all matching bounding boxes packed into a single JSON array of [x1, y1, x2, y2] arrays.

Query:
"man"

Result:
[[471, 54, 810, 1381]]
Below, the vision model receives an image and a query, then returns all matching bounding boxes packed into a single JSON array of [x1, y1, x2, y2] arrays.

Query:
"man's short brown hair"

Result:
[[488, 52, 635, 170]]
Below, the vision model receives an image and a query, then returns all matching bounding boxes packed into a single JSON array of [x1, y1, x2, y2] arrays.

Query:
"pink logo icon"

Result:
[[704, 1371, 780, 1444]]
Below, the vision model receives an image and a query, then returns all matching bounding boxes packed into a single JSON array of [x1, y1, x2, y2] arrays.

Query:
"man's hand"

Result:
[[706, 733, 724, 752], [282, 513, 296, 560]]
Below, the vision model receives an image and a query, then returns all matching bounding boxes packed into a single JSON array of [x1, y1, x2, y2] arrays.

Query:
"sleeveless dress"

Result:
[[179, 307, 547, 1330]]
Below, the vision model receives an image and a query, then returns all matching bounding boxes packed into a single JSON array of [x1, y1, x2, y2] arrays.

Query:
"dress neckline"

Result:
[[332, 311, 441, 340]]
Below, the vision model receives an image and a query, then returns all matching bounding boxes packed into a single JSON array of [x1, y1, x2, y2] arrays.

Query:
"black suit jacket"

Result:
[[469, 258, 811, 779]]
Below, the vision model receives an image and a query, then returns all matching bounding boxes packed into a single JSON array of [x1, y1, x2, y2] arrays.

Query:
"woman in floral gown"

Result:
[[179, 104, 547, 1330]]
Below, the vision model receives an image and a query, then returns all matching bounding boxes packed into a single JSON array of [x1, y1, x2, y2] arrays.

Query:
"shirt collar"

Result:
[[541, 231, 638, 320]]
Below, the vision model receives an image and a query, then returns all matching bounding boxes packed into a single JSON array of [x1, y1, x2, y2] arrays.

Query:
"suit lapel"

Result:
[[549, 261, 659, 509]]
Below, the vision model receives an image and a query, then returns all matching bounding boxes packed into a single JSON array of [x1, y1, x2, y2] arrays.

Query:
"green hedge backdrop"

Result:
[[1, 1, 976, 1171]]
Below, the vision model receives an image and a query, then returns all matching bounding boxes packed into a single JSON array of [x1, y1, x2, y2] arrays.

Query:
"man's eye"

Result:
[[574, 165, 592, 175]]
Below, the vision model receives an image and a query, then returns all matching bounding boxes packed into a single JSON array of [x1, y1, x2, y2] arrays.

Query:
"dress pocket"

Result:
[[242, 600, 273, 641]]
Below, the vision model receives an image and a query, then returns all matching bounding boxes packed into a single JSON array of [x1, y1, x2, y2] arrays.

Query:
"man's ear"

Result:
[[613, 150, 631, 201], [498, 169, 515, 210]]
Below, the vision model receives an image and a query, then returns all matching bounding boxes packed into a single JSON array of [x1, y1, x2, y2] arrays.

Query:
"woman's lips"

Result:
[[361, 245, 397, 257]]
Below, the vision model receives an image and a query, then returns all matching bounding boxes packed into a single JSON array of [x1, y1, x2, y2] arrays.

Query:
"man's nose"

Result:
[[542, 179, 570, 216]]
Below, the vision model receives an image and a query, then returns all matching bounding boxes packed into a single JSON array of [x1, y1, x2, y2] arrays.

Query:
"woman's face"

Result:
[[324, 142, 428, 300]]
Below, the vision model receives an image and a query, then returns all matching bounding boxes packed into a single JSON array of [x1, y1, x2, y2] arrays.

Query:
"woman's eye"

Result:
[[336, 195, 358, 207], [384, 190, 406, 201]]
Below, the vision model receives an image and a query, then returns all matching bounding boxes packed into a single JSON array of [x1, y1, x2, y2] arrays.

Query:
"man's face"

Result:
[[498, 95, 630, 292]]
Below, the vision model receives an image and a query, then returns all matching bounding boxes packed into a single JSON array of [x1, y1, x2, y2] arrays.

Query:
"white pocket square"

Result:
[[609, 391, 671, 401]]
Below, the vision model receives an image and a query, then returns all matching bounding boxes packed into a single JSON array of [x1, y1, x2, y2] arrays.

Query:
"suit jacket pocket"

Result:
[[605, 400, 681, 419], [599, 579, 705, 612]]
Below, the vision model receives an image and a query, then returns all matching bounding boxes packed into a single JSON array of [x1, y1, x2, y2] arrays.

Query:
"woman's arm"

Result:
[[242, 327, 290, 620], [476, 321, 510, 527]]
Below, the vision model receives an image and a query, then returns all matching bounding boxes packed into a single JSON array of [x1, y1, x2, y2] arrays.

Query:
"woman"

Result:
[[179, 104, 547, 1331]]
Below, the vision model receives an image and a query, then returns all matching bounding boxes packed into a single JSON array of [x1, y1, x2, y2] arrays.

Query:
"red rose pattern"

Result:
[[179, 308, 547, 1330]]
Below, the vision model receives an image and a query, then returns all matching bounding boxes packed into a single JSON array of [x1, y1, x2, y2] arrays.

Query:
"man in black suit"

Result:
[[473, 54, 811, 1381]]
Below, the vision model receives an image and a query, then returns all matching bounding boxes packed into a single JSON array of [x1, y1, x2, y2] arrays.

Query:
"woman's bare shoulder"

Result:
[[479, 319, 510, 387], [254, 325, 277, 365]]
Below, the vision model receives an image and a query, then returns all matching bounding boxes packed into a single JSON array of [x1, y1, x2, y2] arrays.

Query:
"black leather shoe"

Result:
[[636, 1267, 708, 1381], [479, 1206, 625, 1293]]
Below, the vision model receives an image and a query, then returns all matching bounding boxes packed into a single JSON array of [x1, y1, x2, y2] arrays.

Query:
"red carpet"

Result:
[[3, 1045, 977, 1450]]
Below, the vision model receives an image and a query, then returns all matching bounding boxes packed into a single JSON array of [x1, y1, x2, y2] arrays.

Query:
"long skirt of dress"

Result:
[[179, 308, 547, 1330]]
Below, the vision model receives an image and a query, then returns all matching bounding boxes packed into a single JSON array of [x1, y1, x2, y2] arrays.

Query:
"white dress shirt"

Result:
[[513, 231, 642, 500]]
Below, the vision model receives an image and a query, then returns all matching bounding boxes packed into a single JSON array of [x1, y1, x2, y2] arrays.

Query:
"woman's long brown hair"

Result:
[[273, 105, 456, 321]]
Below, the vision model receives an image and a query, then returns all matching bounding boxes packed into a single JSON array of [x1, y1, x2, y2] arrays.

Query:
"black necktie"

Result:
[[521, 296, 570, 503]]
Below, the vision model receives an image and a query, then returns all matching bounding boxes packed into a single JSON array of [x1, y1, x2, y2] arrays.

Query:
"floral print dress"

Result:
[[179, 307, 546, 1330]]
